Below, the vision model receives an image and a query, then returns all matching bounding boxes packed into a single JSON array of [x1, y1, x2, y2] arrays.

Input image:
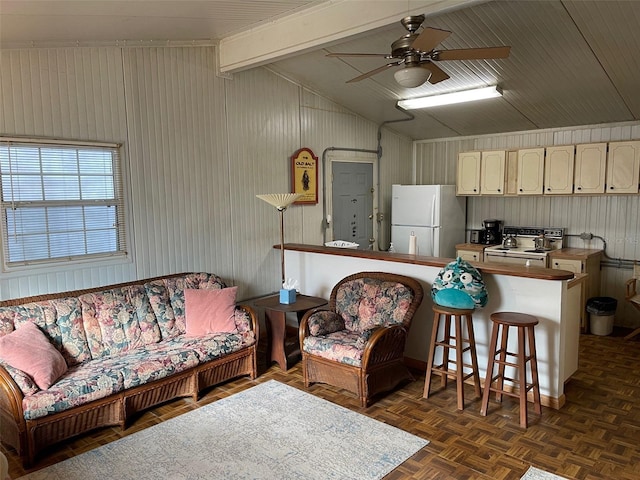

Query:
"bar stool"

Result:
[[480, 312, 542, 428], [423, 304, 481, 410]]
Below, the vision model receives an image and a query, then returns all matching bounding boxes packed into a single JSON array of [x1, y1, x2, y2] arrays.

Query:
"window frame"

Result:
[[0, 136, 130, 271]]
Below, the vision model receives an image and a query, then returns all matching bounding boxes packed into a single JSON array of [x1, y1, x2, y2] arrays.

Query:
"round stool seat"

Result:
[[432, 304, 475, 315], [490, 311, 538, 327]]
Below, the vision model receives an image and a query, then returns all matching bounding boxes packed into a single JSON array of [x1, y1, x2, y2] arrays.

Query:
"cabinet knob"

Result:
[[497, 188, 501, 192], [609, 186, 614, 190], [577, 186, 582, 190], [519, 188, 523, 192], [547, 187, 551, 191]]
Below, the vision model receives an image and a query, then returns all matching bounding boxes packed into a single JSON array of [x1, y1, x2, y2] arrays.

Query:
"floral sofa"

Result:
[[0, 272, 258, 467]]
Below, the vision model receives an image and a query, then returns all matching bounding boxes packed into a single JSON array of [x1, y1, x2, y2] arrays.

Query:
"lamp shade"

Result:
[[256, 193, 302, 210], [394, 66, 432, 88]]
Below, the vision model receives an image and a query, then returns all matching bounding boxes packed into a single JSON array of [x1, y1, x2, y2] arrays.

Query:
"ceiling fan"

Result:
[[326, 15, 511, 88]]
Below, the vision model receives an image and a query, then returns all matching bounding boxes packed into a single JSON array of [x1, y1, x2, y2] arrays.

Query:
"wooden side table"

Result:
[[255, 294, 327, 371]]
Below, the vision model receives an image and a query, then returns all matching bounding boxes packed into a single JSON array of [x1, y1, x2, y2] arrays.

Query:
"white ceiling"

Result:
[[2, 0, 639, 140]]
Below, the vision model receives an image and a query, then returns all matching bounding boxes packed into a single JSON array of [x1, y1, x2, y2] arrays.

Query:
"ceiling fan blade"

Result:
[[434, 46, 511, 61], [346, 62, 401, 83], [411, 27, 452, 52], [326, 52, 389, 58], [423, 62, 450, 84]]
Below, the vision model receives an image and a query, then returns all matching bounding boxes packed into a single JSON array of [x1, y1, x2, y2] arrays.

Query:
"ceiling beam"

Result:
[[218, 0, 479, 73]]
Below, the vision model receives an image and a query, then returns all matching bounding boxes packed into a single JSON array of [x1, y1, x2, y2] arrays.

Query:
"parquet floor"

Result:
[[3, 329, 640, 479]]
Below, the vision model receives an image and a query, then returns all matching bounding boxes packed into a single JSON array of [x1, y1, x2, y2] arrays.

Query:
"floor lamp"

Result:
[[256, 193, 302, 287]]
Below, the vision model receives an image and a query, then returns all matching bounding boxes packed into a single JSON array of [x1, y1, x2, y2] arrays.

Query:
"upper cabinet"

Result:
[[480, 150, 506, 195], [457, 151, 481, 195], [544, 145, 575, 195], [517, 147, 544, 195], [574, 143, 606, 194], [456, 140, 640, 196], [606, 140, 640, 194]]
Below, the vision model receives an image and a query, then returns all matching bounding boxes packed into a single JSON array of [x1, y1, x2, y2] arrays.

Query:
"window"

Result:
[[0, 137, 127, 268]]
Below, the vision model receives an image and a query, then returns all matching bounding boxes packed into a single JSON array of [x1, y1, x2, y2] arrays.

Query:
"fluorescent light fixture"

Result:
[[397, 85, 502, 110]]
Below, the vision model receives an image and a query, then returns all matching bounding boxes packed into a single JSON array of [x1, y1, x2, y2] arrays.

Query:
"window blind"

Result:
[[0, 137, 127, 267]]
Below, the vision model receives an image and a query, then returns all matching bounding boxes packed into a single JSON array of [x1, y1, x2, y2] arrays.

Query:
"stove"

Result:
[[484, 226, 564, 267]]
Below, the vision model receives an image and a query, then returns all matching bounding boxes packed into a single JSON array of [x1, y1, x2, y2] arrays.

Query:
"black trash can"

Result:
[[586, 297, 617, 336]]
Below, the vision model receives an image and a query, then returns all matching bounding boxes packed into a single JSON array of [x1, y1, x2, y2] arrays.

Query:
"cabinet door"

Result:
[[457, 151, 481, 195], [551, 258, 583, 273], [505, 150, 519, 196], [544, 145, 575, 194], [606, 140, 640, 194], [574, 143, 606, 194], [517, 147, 544, 195], [457, 249, 481, 262], [480, 150, 506, 195]]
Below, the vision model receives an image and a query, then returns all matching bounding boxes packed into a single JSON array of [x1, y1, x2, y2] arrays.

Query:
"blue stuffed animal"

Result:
[[431, 257, 488, 309]]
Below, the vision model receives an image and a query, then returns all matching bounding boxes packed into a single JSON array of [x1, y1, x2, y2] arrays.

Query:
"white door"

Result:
[[331, 162, 374, 249]]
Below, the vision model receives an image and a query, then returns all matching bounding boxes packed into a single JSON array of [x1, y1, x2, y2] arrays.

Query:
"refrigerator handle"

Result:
[[431, 227, 435, 256], [430, 194, 436, 227]]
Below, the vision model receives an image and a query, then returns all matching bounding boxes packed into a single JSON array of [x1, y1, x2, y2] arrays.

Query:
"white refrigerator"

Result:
[[390, 184, 466, 257]]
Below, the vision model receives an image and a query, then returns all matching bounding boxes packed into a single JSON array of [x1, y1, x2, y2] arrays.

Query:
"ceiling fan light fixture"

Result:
[[397, 85, 503, 109], [393, 67, 432, 88]]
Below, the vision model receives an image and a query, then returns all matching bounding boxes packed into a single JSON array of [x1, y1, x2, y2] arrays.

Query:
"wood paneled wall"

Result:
[[0, 46, 414, 300]]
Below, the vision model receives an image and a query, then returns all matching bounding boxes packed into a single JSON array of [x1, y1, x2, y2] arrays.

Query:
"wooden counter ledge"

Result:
[[281, 243, 575, 281]]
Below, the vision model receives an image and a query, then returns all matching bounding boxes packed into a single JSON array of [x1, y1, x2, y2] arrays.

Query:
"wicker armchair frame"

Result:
[[299, 271, 423, 407], [0, 273, 258, 467]]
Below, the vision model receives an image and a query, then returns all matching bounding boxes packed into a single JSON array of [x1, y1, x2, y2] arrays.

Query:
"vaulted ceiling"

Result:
[[2, 0, 639, 140]]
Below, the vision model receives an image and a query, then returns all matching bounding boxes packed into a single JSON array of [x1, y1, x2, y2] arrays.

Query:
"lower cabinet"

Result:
[[456, 248, 484, 262], [549, 250, 602, 332]]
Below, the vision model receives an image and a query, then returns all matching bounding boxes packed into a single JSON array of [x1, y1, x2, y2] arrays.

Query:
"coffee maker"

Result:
[[482, 219, 502, 245]]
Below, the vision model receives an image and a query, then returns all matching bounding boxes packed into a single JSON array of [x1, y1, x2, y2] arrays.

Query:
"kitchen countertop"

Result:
[[548, 248, 604, 260], [282, 243, 575, 280], [455, 243, 497, 252]]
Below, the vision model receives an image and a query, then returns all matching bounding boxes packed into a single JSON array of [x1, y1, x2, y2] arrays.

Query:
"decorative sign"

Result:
[[291, 147, 318, 204]]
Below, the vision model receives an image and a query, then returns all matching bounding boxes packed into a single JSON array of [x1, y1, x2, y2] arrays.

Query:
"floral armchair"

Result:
[[299, 272, 423, 407]]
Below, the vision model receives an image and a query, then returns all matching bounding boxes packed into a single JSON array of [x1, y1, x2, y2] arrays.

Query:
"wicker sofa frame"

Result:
[[0, 273, 258, 467], [299, 271, 423, 407]]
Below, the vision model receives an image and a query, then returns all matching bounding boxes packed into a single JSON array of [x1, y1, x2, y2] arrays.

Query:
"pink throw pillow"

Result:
[[185, 287, 238, 336], [0, 321, 68, 390]]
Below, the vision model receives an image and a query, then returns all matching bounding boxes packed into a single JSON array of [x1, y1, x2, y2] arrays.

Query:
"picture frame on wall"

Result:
[[291, 147, 318, 204]]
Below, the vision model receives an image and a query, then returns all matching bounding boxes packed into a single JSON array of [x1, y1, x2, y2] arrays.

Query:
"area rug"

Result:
[[18, 380, 428, 480], [521, 466, 569, 480]]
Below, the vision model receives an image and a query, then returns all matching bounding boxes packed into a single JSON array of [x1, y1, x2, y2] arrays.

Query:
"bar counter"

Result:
[[281, 243, 586, 409]]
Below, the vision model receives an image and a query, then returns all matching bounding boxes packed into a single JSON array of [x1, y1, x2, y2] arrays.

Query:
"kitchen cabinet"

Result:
[[574, 143, 606, 194], [480, 150, 506, 195], [544, 145, 575, 194], [549, 249, 602, 332], [505, 150, 519, 195], [606, 140, 640, 194], [517, 147, 545, 195], [455, 243, 486, 262], [456, 151, 481, 195]]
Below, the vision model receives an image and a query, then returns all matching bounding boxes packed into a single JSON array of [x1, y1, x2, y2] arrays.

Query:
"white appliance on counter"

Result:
[[484, 226, 564, 267], [391, 184, 465, 257]]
